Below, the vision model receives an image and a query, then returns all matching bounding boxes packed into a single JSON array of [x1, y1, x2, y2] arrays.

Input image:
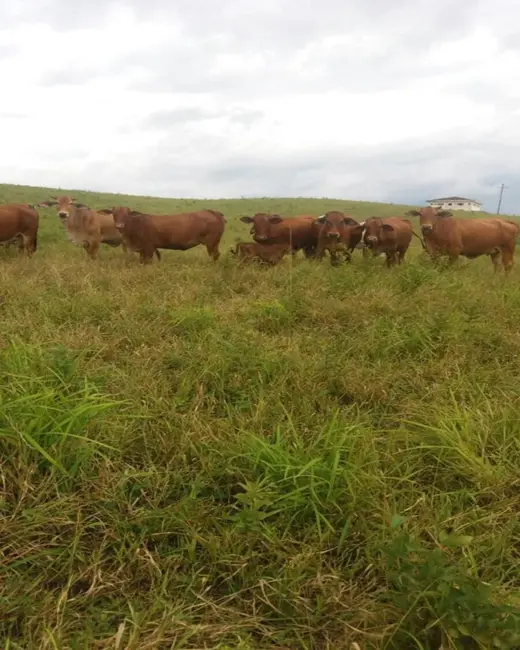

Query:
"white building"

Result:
[[426, 196, 482, 212]]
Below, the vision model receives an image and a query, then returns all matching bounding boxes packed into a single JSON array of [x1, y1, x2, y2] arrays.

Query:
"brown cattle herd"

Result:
[[0, 196, 519, 273]]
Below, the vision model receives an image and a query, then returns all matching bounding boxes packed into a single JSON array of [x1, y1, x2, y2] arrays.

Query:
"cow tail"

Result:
[[411, 230, 426, 250]]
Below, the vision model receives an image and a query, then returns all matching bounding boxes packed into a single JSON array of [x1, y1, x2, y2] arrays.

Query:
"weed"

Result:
[[1, 183, 520, 648]]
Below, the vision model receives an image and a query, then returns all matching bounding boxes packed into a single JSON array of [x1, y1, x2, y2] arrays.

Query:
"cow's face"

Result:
[[240, 213, 283, 242], [39, 195, 87, 222], [314, 211, 358, 240], [363, 218, 395, 249], [108, 206, 133, 230], [407, 207, 452, 234]]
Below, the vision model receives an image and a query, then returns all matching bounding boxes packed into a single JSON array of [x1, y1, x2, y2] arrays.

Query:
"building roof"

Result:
[[427, 196, 482, 205]]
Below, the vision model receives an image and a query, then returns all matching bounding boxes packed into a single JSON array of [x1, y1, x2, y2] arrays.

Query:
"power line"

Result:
[[496, 183, 507, 215]]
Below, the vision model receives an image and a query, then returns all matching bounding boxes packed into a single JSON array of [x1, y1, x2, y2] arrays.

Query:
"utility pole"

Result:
[[496, 183, 506, 215]]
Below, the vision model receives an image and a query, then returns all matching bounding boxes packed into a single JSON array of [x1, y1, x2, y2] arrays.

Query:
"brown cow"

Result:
[[362, 217, 413, 267], [103, 206, 226, 264], [240, 213, 317, 257], [230, 241, 290, 266], [0, 203, 39, 255], [39, 195, 125, 259], [407, 207, 519, 273], [313, 211, 365, 265]]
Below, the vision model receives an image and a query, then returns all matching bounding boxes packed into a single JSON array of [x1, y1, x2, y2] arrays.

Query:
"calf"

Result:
[[104, 206, 226, 264], [313, 211, 364, 265], [240, 212, 317, 257], [230, 241, 290, 266], [0, 203, 39, 255], [407, 207, 519, 273], [39, 196, 125, 259], [362, 217, 413, 267]]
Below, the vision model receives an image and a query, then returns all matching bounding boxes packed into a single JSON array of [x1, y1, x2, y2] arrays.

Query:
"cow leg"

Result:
[[489, 249, 502, 273], [447, 253, 460, 267], [139, 249, 154, 264], [205, 240, 221, 261], [386, 251, 398, 268], [26, 232, 37, 256], [17, 234, 26, 255], [329, 247, 340, 266], [86, 241, 100, 259], [499, 247, 514, 274], [315, 241, 327, 261], [155, 249, 161, 261]]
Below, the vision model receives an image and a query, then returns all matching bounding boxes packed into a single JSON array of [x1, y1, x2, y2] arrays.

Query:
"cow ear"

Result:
[[314, 214, 327, 224], [268, 214, 283, 224], [438, 210, 452, 217], [39, 200, 57, 207], [72, 202, 88, 208], [98, 208, 113, 214], [129, 210, 142, 216], [382, 223, 394, 231], [240, 216, 253, 223], [406, 210, 420, 216], [343, 217, 358, 226]]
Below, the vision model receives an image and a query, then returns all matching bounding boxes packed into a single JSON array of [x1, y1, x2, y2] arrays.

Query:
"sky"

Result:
[[1, 0, 519, 213]]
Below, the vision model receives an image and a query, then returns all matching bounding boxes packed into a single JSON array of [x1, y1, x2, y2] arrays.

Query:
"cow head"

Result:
[[314, 211, 358, 240], [362, 217, 396, 250], [407, 207, 452, 233], [100, 206, 131, 230], [101, 206, 143, 230], [240, 212, 283, 242], [39, 195, 88, 221]]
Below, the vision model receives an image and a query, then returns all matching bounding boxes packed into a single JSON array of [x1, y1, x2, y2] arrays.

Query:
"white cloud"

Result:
[[0, 0, 519, 212]]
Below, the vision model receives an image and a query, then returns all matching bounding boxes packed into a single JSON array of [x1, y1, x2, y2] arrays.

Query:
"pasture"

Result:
[[1, 183, 520, 649]]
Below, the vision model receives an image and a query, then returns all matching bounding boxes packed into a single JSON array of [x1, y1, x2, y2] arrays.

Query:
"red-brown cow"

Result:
[[103, 206, 226, 264], [240, 213, 317, 257], [407, 207, 519, 273], [0, 203, 39, 255], [312, 211, 365, 265], [362, 217, 413, 267], [230, 241, 290, 266], [39, 196, 125, 259]]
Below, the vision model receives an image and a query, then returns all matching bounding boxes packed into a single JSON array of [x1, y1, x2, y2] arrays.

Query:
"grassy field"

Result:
[[1, 182, 520, 649]]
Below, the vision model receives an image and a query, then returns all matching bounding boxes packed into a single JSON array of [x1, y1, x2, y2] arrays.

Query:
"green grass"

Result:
[[1, 182, 520, 649]]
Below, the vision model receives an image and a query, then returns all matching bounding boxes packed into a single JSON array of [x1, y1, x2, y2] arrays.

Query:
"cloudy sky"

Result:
[[1, 0, 519, 212]]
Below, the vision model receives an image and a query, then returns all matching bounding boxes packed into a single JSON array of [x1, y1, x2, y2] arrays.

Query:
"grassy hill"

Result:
[[1, 183, 520, 649]]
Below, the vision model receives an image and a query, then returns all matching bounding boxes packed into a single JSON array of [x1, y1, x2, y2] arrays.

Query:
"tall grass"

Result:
[[0, 183, 520, 648]]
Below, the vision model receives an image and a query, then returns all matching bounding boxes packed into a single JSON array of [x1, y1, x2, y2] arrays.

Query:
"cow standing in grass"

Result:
[[39, 196, 125, 259], [407, 207, 519, 274], [102, 206, 226, 264], [312, 211, 365, 265], [240, 213, 317, 257], [361, 217, 413, 267], [0, 203, 39, 255]]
